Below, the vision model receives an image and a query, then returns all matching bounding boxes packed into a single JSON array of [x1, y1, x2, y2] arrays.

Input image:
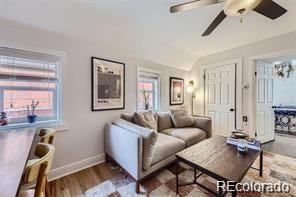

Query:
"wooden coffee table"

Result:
[[175, 135, 263, 197]]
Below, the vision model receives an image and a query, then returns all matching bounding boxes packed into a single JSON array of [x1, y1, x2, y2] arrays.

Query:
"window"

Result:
[[0, 47, 61, 126], [137, 69, 160, 111]]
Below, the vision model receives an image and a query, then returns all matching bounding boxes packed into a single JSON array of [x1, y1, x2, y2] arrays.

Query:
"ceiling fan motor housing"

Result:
[[224, 0, 262, 16]]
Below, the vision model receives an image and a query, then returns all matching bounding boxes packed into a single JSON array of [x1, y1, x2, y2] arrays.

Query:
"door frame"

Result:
[[249, 48, 296, 139], [200, 58, 243, 130]]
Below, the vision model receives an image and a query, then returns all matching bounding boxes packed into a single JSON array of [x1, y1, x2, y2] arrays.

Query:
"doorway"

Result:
[[204, 63, 236, 136], [255, 56, 296, 158]]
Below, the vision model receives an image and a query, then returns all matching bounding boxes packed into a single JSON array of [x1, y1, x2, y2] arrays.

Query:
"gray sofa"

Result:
[[104, 111, 212, 192]]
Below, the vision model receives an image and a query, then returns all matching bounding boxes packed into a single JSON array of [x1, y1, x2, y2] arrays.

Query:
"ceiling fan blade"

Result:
[[202, 10, 226, 36], [253, 0, 287, 20], [170, 0, 221, 13]]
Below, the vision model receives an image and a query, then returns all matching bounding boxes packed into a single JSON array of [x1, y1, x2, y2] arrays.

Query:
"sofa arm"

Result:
[[104, 123, 143, 180], [193, 116, 212, 138]]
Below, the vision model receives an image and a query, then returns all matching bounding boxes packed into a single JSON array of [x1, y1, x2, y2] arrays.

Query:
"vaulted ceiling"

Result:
[[1, 0, 296, 70]]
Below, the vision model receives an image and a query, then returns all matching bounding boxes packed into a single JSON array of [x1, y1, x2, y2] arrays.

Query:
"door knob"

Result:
[[230, 108, 235, 112]]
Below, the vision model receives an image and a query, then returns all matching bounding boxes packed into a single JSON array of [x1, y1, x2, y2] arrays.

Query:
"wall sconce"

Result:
[[186, 80, 196, 115]]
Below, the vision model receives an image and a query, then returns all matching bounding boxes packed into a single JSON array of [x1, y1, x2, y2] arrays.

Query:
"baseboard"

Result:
[[48, 153, 105, 181]]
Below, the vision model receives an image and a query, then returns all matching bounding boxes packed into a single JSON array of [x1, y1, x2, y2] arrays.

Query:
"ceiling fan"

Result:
[[170, 0, 287, 36]]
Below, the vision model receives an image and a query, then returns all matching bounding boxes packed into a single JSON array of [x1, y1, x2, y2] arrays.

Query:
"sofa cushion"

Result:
[[151, 133, 185, 165], [169, 108, 195, 128], [161, 127, 206, 147], [157, 112, 174, 132], [112, 119, 158, 170], [134, 111, 158, 131], [120, 113, 134, 123]]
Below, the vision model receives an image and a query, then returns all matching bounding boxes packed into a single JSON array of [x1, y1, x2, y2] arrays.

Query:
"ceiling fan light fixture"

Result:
[[224, 0, 262, 16]]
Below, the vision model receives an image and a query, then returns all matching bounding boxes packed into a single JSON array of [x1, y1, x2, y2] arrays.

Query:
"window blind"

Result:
[[139, 70, 160, 80]]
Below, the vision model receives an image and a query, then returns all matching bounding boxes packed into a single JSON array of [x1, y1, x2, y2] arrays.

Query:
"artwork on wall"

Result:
[[169, 77, 184, 105], [91, 57, 125, 111]]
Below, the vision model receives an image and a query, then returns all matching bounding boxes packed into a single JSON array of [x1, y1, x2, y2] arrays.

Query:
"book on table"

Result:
[[226, 137, 261, 150]]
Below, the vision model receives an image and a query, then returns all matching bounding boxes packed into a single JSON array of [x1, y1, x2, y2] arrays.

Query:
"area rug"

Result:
[[85, 152, 296, 197]]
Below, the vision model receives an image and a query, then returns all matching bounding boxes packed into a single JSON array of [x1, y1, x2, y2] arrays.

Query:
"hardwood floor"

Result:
[[48, 162, 120, 197], [48, 134, 296, 197], [48, 148, 296, 197]]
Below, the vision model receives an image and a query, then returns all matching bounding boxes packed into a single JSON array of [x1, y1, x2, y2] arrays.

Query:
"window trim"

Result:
[[0, 43, 64, 130], [136, 67, 161, 111]]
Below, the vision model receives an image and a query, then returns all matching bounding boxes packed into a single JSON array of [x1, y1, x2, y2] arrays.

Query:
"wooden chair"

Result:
[[23, 128, 56, 196], [19, 143, 55, 197], [39, 128, 56, 145]]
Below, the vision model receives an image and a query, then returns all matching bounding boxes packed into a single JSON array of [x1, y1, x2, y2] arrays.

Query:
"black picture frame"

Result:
[[169, 77, 184, 105], [91, 56, 125, 111]]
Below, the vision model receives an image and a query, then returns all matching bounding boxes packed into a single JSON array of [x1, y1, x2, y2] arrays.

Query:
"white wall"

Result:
[[0, 18, 189, 176], [274, 77, 296, 105], [189, 31, 296, 133]]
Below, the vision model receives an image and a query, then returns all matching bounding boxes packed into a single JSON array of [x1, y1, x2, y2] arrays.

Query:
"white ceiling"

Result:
[[1, 0, 296, 70]]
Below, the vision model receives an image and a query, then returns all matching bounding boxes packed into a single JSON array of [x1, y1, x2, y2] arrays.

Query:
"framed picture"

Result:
[[170, 77, 184, 105], [91, 57, 125, 111]]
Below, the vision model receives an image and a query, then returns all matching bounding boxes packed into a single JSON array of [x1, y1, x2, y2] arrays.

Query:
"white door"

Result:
[[256, 62, 275, 143], [205, 64, 236, 136]]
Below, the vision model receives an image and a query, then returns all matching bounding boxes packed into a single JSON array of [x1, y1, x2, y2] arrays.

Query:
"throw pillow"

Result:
[[169, 108, 195, 128], [134, 110, 158, 131], [156, 112, 174, 131], [120, 113, 134, 123]]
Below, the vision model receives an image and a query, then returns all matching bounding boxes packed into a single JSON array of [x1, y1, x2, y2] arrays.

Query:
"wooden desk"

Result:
[[0, 129, 36, 197]]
